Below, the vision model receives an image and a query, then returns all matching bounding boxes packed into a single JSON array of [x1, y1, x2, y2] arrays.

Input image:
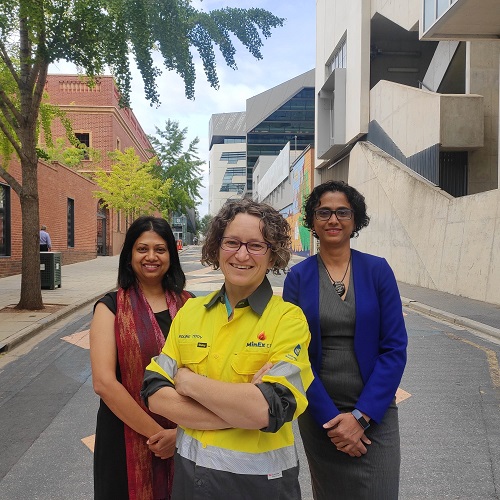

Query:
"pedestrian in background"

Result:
[[141, 199, 314, 500], [283, 181, 408, 500], [90, 216, 193, 500], [39, 225, 51, 251]]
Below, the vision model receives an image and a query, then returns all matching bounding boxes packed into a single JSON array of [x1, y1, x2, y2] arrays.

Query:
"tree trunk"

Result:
[[16, 151, 43, 310]]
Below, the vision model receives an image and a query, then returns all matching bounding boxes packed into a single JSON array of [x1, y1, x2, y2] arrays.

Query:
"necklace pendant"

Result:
[[333, 281, 346, 297]]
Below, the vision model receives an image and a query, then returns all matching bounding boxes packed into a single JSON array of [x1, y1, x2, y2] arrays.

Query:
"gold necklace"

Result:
[[323, 253, 351, 297]]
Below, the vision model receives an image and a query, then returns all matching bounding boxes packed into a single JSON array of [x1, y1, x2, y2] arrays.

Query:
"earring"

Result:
[[312, 230, 319, 239]]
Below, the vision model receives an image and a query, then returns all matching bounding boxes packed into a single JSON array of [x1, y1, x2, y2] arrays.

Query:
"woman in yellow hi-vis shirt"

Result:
[[142, 199, 313, 500]]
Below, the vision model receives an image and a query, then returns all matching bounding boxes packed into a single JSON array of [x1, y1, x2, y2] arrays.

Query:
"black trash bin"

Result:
[[40, 252, 62, 289]]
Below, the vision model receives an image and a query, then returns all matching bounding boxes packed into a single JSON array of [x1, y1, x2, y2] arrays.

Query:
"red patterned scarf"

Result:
[[115, 285, 191, 500]]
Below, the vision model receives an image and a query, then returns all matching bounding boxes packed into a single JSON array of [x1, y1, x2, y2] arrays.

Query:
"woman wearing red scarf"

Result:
[[90, 216, 193, 500]]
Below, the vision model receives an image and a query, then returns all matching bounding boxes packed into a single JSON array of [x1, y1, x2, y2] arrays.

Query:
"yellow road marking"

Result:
[[445, 332, 500, 388]]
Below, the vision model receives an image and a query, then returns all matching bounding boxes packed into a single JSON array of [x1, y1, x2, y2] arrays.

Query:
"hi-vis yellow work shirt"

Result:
[[142, 278, 313, 476]]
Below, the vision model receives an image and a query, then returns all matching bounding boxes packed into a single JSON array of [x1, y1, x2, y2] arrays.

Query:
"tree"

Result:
[[0, 0, 284, 309], [94, 148, 172, 220], [148, 119, 204, 217], [198, 214, 213, 238], [44, 137, 101, 169]]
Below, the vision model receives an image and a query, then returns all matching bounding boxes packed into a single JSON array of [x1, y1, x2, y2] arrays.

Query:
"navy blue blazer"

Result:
[[283, 249, 407, 426]]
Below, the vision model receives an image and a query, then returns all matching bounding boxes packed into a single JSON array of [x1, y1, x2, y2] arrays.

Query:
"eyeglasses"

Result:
[[314, 208, 354, 221], [220, 237, 271, 255]]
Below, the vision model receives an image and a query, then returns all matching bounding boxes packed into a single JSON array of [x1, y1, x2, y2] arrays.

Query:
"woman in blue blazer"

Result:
[[283, 181, 407, 500]]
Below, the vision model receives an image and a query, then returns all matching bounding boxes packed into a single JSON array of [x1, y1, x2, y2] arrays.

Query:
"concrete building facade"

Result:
[[314, 0, 500, 304], [208, 112, 247, 216]]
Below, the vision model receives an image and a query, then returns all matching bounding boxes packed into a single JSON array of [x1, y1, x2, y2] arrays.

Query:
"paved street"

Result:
[[0, 246, 499, 499]]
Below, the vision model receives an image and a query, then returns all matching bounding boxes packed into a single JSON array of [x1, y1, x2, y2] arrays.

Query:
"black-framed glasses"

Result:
[[220, 237, 271, 255], [314, 208, 354, 221]]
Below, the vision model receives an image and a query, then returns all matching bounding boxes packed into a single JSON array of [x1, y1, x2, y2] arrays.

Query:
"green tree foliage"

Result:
[[94, 148, 172, 220], [198, 214, 213, 237], [44, 137, 101, 169], [0, 0, 283, 309], [148, 119, 204, 217]]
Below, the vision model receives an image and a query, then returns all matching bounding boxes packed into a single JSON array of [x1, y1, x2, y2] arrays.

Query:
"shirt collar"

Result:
[[204, 276, 273, 316]]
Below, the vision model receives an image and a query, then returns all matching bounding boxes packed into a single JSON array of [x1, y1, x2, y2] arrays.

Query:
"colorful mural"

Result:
[[286, 152, 313, 257]]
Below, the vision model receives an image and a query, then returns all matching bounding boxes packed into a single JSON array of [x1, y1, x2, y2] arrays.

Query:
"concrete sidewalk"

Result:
[[0, 254, 499, 353], [0, 255, 120, 352]]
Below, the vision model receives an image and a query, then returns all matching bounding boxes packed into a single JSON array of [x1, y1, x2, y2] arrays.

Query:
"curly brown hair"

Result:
[[201, 199, 291, 275]]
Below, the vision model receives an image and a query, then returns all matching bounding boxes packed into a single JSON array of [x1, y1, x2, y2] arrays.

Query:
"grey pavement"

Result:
[[0, 250, 499, 354], [0, 255, 120, 353]]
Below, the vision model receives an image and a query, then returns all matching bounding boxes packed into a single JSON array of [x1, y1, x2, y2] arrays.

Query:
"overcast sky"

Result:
[[50, 0, 316, 217]]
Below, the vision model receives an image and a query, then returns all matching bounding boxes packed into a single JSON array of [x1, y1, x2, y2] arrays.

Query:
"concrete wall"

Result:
[[466, 41, 500, 193], [370, 0, 420, 30], [316, 0, 371, 163], [422, 41, 461, 91], [208, 142, 246, 215], [349, 142, 500, 305], [370, 80, 483, 157]]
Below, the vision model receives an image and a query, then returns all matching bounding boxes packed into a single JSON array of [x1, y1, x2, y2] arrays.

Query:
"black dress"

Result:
[[93, 291, 173, 500]]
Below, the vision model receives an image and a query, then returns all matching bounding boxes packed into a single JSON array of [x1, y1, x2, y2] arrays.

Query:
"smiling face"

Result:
[[313, 191, 355, 250], [219, 212, 273, 302], [131, 230, 170, 286]]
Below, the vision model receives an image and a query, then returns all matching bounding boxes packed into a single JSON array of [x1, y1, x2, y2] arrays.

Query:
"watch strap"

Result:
[[352, 409, 370, 430]]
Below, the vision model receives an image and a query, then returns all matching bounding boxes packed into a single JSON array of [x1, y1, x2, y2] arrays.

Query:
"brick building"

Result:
[[0, 75, 154, 278]]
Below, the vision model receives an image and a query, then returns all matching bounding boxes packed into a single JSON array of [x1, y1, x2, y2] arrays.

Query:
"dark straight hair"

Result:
[[117, 216, 186, 293]]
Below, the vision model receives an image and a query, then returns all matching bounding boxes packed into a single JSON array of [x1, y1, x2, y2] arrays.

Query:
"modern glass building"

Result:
[[245, 70, 315, 192]]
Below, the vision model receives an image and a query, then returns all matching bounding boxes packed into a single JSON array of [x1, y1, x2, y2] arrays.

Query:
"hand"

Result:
[[251, 362, 273, 384], [147, 428, 177, 459], [174, 367, 196, 397], [323, 413, 372, 458]]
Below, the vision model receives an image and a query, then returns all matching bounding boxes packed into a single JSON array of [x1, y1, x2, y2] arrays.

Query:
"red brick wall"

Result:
[[1, 74, 154, 277], [44, 75, 153, 169], [0, 159, 97, 278]]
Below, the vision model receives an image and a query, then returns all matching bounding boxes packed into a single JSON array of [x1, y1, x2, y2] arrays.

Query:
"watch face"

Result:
[[358, 417, 369, 430]]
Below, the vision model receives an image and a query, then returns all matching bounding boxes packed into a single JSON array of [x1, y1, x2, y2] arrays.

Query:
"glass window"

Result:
[[220, 152, 246, 163], [424, 0, 436, 31], [75, 132, 90, 160], [0, 184, 11, 256], [328, 37, 347, 73], [223, 138, 245, 144], [67, 198, 75, 248], [437, 0, 450, 18], [246, 86, 315, 191]]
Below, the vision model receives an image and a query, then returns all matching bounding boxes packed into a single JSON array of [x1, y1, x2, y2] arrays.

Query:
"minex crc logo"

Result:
[[246, 341, 270, 348]]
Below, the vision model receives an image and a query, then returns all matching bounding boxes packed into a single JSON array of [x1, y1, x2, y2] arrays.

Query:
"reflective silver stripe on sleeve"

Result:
[[268, 360, 306, 396], [155, 352, 178, 379], [176, 428, 299, 475]]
